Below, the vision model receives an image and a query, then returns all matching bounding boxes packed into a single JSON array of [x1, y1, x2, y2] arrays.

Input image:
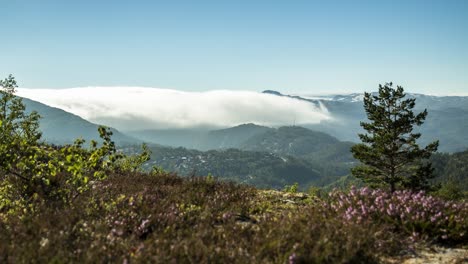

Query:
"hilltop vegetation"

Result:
[[3, 171, 467, 263]]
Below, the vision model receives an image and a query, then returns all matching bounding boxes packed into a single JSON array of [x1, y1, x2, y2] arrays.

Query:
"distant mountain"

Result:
[[238, 126, 355, 179], [204, 123, 272, 149], [241, 126, 354, 162], [127, 128, 206, 149], [263, 91, 468, 152], [262, 90, 323, 108], [22, 98, 138, 145], [127, 123, 272, 150], [127, 124, 354, 165], [327, 93, 468, 112]]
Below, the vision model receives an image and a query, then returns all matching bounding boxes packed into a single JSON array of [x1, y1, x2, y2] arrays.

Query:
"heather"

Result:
[[0, 172, 399, 263], [1, 172, 467, 263], [328, 187, 467, 244]]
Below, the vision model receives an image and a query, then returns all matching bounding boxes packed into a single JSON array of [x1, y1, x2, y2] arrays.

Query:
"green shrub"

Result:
[[283, 182, 299, 193], [0, 75, 150, 212]]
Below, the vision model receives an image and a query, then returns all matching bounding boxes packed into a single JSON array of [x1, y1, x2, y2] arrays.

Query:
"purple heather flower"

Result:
[[289, 253, 297, 264], [405, 207, 411, 214]]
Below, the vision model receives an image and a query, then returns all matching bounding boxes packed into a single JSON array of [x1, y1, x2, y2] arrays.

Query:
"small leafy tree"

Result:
[[115, 143, 151, 173], [0, 75, 42, 179], [0, 75, 151, 212], [351, 83, 439, 192]]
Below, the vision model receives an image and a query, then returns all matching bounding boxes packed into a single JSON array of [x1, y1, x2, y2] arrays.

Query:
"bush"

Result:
[[328, 186, 467, 244], [0, 74, 150, 213]]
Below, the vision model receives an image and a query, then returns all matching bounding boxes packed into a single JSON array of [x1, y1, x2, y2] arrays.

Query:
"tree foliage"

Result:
[[0, 75, 150, 213], [351, 83, 438, 192]]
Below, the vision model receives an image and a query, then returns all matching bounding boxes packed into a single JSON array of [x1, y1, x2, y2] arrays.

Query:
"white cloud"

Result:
[[17, 87, 331, 131]]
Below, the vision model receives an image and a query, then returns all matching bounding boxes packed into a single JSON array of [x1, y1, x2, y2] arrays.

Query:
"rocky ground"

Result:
[[385, 245, 467, 264]]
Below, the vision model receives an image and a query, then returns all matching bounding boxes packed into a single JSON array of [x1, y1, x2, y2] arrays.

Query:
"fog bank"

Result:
[[17, 87, 331, 131]]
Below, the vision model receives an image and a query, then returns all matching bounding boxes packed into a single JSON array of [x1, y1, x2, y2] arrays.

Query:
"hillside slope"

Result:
[[22, 98, 138, 145], [241, 126, 354, 162], [126, 123, 272, 150]]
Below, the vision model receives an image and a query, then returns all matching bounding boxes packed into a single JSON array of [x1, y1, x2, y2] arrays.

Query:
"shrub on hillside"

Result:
[[327, 186, 467, 244], [0, 75, 150, 214]]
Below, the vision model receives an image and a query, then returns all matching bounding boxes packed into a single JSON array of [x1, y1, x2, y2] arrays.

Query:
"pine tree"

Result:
[[351, 83, 439, 192]]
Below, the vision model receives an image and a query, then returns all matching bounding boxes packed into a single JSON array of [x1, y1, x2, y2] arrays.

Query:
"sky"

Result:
[[1, 0, 468, 95]]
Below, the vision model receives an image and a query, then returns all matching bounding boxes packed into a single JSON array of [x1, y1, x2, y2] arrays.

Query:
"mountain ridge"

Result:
[[22, 97, 139, 145]]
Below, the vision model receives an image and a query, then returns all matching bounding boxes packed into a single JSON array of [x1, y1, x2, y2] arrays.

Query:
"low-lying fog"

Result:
[[17, 87, 331, 131]]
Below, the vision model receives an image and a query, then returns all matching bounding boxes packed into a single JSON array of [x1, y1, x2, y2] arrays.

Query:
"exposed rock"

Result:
[[384, 246, 467, 264]]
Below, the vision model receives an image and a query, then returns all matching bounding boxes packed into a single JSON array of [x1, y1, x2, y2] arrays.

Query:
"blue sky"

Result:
[[1, 0, 467, 94]]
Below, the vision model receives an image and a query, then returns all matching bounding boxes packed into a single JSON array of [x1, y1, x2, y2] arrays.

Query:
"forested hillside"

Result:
[[241, 126, 354, 163], [431, 150, 468, 191], [131, 145, 338, 190]]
